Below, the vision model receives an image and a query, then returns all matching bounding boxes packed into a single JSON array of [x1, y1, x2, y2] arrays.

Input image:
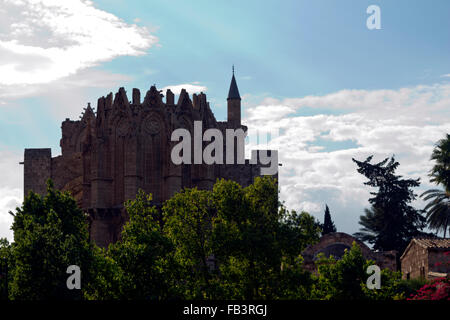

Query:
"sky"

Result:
[[0, 0, 449, 241]]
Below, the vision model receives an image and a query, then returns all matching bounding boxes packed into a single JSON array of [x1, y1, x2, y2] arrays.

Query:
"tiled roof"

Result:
[[400, 238, 450, 260], [413, 238, 450, 249]]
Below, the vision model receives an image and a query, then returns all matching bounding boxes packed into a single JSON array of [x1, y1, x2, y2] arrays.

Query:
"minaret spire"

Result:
[[227, 66, 241, 127], [227, 66, 241, 100]]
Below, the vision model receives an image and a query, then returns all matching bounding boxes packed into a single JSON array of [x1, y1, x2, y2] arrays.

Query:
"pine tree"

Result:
[[352, 156, 426, 253], [322, 204, 337, 235]]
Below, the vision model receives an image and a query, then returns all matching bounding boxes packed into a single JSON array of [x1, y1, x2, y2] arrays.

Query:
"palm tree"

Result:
[[421, 188, 450, 238], [421, 134, 450, 238], [429, 133, 450, 192]]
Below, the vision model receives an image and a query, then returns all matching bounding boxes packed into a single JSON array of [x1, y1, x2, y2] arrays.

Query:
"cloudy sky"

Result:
[[0, 0, 449, 241]]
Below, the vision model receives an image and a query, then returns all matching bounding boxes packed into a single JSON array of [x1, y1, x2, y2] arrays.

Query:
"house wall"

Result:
[[401, 243, 428, 280]]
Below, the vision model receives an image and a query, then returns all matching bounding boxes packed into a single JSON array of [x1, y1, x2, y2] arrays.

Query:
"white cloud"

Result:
[[0, 68, 131, 99], [243, 83, 450, 235], [246, 104, 295, 121], [0, 0, 157, 87], [0, 188, 20, 241], [162, 83, 207, 95], [441, 74, 450, 78], [0, 68, 134, 123], [0, 148, 23, 241]]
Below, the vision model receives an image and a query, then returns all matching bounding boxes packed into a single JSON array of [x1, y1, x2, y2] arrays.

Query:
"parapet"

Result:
[[23, 148, 52, 197]]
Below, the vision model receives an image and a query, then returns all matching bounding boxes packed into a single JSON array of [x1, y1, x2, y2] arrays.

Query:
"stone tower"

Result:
[[227, 66, 241, 128]]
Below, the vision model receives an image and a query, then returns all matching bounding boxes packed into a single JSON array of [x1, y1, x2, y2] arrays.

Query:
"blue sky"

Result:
[[0, 0, 449, 241], [95, 0, 450, 94]]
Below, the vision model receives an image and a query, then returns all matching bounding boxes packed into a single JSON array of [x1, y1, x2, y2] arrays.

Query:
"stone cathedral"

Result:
[[22, 72, 276, 247]]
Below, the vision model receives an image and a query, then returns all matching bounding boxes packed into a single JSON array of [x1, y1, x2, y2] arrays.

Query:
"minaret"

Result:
[[227, 66, 241, 127]]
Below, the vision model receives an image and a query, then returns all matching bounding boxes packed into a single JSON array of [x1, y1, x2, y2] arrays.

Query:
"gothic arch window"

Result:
[[113, 116, 128, 205], [142, 112, 165, 203], [180, 117, 193, 189]]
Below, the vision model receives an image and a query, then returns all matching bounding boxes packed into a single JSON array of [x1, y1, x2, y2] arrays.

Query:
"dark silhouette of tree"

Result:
[[322, 204, 336, 235], [106, 190, 176, 300], [421, 189, 450, 238], [352, 156, 426, 254], [429, 133, 450, 191], [421, 134, 450, 238]]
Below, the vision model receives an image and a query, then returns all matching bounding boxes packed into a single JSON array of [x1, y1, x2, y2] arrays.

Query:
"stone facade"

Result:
[[23, 74, 277, 247], [400, 238, 450, 280], [301, 232, 398, 272]]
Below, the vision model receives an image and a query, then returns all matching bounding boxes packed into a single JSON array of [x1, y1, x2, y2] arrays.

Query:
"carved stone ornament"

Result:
[[143, 115, 161, 135]]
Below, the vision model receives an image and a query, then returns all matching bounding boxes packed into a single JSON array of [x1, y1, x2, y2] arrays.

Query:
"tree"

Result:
[[421, 134, 450, 238], [311, 242, 369, 300], [0, 238, 12, 300], [311, 242, 403, 300], [352, 156, 426, 253], [105, 190, 176, 300], [212, 176, 319, 299], [161, 176, 319, 300], [212, 177, 282, 299], [421, 189, 450, 238], [279, 209, 322, 259], [276, 209, 320, 299], [429, 133, 450, 191], [322, 204, 336, 235], [9, 180, 95, 300], [163, 187, 217, 299], [83, 246, 122, 300]]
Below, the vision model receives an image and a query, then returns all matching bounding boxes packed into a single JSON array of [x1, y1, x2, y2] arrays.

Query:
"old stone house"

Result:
[[400, 238, 450, 280], [22, 71, 277, 247]]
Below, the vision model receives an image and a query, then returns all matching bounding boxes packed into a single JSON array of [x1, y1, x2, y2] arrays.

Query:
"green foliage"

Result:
[[9, 180, 94, 300], [276, 210, 321, 299], [0, 238, 12, 300], [1, 176, 418, 300], [83, 246, 122, 300], [105, 190, 176, 300], [429, 133, 450, 191], [420, 134, 450, 237], [363, 268, 403, 300], [277, 254, 316, 299], [163, 187, 217, 299], [212, 177, 321, 299], [420, 188, 450, 237], [278, 209, 322, 260], [160, 176, 320, 300], [322, 204, 336, 235], [395, 278, 428, 300], [352, 156, 426, 253], [212, 177, 282, 299], [310, 242, 403, 300], [311, 242, 368, 300]]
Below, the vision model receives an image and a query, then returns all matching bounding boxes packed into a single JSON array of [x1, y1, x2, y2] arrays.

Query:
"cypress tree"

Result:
[[322, 204, 337, 235]]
